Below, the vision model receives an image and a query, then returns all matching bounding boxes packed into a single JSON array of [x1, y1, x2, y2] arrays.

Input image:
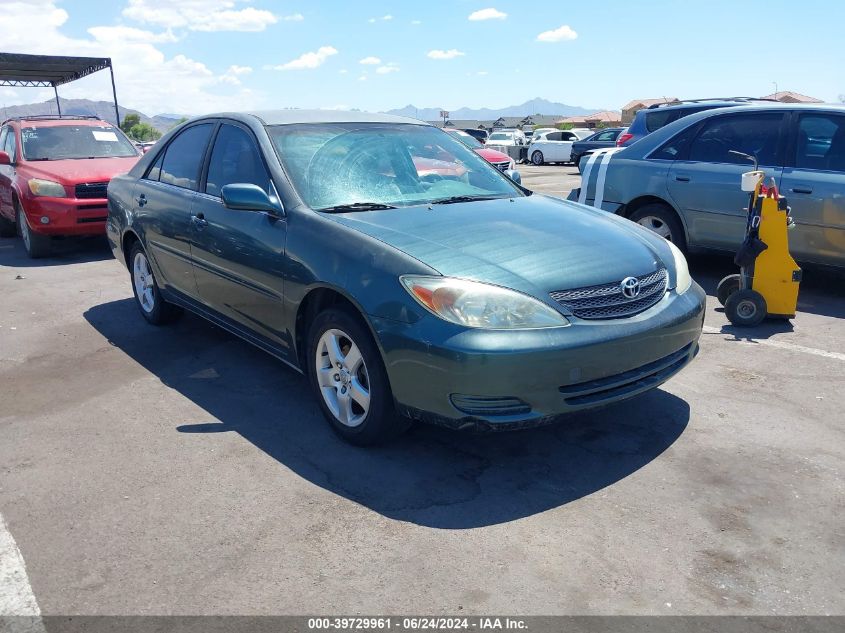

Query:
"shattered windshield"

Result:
[[267, 123, 522, 211]]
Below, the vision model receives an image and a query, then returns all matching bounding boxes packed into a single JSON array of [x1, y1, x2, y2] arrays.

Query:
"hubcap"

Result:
[[315, 328, 370, 427], [132, 252, 156, 314], [737, 300, 757, 319], [637, 216, 673, 240]]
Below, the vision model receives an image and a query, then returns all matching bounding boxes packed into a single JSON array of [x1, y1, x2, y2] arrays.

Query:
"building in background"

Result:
[[621, 98, 679, 125], [559, 110, 622, 129], [761, 91, 823, 103]]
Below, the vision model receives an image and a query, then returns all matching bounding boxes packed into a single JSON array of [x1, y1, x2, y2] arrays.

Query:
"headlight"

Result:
[[666, 240, 691, 294], [28, 179, 66, 198], [401, 275, 569, 329]]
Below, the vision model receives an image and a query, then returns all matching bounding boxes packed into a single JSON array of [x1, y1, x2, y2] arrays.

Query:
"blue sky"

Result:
[[1, 0, 841, 117]]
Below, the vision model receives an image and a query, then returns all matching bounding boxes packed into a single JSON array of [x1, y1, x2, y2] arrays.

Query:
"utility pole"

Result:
[[772, 81, 778, 99]]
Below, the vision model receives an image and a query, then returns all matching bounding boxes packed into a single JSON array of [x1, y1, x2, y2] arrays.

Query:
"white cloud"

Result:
[[338, 69, 348, 74], [359, 56, 381, 65], [468, 8, 507, 21], [476, 71, 489, 76], [282, 13, 304, 21], [368, 14, 392, 23], [536, 24, 578, 42], [0, 0, 259, 114], [376, 63, 399, 75], [358, 75, 367, 81], [270, 46, 338, 70], [218, 64, 253, 84], [123, 0, 277, 32], [427, 49, 466, 60], [411, 20, 421, 25]]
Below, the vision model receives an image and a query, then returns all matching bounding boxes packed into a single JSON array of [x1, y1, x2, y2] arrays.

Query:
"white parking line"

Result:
[[0, 513, 43, 624], [703, 325, 845, 362]]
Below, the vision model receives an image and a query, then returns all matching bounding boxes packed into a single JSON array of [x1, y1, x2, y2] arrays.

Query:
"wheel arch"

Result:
[[620, 195, 690, 244], [294, 284, 385, 373], [121, 229, 141, 270]]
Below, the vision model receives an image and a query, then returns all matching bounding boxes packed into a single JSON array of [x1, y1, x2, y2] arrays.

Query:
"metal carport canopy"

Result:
[[0, 52, 120, 125]]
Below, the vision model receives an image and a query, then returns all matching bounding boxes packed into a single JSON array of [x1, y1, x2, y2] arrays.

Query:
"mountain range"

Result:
[[0, 98, 183, 132], [385, 98, 599, 122], [1, 97, 601, 130]]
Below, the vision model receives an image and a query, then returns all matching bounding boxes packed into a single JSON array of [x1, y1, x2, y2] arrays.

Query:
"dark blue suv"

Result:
[[618, 98, 773, 147]]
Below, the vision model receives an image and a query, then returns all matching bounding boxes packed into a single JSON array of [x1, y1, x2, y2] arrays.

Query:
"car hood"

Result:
[[325, 195, 668, 297], [476, 148, 510, 162], [20, 156, 140, 183]]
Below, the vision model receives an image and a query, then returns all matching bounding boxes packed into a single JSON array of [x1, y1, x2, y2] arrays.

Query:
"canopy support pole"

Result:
[[53, 84, 61, 116], [108, 61, 120, 127]]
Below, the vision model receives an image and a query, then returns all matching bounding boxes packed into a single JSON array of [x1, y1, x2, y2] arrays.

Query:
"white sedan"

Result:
[[528, 129, 593, 165]]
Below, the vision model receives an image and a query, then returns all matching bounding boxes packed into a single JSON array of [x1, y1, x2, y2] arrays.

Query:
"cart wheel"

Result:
[[725, 289, 767, 327], [716, 274, 741, 307]]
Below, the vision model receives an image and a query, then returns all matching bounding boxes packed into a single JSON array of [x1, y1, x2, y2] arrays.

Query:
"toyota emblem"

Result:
[[620, 276, 641, 299]]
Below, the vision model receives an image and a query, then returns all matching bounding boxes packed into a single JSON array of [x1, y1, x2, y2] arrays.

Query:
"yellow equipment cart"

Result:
[[717, 167, 801, 327]]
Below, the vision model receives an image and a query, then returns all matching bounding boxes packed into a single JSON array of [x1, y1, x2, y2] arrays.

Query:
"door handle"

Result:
[[136, 194, 147, 207], [674, 175, 690, 182], [791, 187, 812, 194], [191, 213, 208, 229]]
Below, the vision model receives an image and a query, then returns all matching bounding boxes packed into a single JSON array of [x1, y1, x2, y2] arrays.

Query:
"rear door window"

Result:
[[795, 114, 845, 172], [687, 113, 783, 166], [159, 123, 214, 190]]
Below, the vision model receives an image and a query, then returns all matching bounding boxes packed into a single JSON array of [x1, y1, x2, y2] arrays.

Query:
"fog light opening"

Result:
[[40, 216, 50, 224]]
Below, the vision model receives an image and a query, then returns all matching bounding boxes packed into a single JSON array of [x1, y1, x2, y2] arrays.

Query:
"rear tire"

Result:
[[717, 274, 741, 307], [628, 203, 687, 252], [531, 151, 544, 166], [16, 200, 51, 258], [725, 289, 767, 327], [129, 242, 183, 325], [307, 308, 409, 445]]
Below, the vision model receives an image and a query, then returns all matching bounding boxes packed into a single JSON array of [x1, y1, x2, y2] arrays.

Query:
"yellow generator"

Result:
[[717, 166, 801, 326]]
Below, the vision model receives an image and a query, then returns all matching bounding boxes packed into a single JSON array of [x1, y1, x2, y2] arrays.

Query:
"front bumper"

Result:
[[21, 195, 109, 236], [372, 282, 706, 429]]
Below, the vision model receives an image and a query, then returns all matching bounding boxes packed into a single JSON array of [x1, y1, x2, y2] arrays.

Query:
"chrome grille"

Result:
[[75, 182, 109, 199], [550, 268, 668, 319], [492, 160, 510, 172]]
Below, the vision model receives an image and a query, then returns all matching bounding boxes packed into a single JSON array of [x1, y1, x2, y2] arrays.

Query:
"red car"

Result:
[[0, 115, 140, 258], [443, 128, 515, 171]]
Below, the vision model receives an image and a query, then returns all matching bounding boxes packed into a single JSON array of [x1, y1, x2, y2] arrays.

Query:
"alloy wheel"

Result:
[[133, 251, 156, 314], [314, 328, 371, 427]]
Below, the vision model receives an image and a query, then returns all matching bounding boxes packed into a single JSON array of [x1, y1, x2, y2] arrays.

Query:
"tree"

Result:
[[120, 113, 140, 134], [127, 122, 162, 142]]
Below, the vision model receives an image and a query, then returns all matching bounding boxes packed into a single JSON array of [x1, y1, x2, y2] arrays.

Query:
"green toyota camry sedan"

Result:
[[106, 110, 705, 445]]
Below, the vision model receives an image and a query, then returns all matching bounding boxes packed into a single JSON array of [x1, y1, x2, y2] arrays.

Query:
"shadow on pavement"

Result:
[[0, 235, 112, 268], [85, 298, 690, 529]]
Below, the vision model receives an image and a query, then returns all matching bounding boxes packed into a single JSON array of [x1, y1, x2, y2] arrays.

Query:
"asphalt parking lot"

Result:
[[1, 167, 843, 617]]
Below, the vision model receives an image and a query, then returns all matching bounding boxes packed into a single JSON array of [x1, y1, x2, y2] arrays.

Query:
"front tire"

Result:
[[0, 212, 15, 238], [307, 308, 408, 445], [531, 151, 544, 166], [16, 201, 51, 258], [725, 289, 767, 327], [129, 242, 182, 325], [629, 203, 687, 252]]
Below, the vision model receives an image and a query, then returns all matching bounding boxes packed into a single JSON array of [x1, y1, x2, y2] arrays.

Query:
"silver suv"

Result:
[[570, 103, 845, 269]]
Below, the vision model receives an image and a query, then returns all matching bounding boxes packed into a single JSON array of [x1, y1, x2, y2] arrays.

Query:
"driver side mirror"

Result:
[[0, 151, 11, 166], [221, 183, 283, 216]]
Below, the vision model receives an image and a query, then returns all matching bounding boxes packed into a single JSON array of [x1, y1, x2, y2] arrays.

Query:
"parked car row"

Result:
[[527, 128, 594, 165]]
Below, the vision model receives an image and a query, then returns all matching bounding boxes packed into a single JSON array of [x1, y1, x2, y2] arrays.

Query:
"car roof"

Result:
[[3, 115, 111, 128], [620, 102, 845, 156], [201, 109, 428, 127]]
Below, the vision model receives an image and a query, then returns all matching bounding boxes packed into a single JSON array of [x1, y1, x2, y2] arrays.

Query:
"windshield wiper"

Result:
[[318, 202, 397, 213], [429, 195, 505, 205]]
